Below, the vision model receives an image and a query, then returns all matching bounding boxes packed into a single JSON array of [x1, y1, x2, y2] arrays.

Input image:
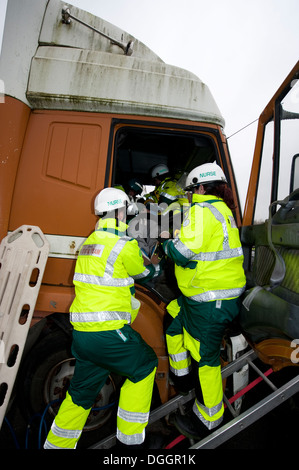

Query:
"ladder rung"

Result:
[[221, 348, 257, 378], [223, 394, 239, 418], [247, 359, 277, 391], [89, 389, 196, 449]]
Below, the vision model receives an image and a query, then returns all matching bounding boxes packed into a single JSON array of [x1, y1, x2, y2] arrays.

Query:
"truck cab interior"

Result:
[[240, 63, 299, 370], [112, 126, 220, 193]]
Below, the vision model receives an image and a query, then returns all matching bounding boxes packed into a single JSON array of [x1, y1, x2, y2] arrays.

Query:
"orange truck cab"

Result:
[[0, 0, 298, 441], [240, 61, 299, 371]]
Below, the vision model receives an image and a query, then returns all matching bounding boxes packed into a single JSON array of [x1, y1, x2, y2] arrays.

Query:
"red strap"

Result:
[[165, 368, 274, 448], [165, 434, 186, 449], [225, 368, 273, 407]]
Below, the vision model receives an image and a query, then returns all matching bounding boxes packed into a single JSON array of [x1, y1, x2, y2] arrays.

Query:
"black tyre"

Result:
[[17, 329, 120, 434]]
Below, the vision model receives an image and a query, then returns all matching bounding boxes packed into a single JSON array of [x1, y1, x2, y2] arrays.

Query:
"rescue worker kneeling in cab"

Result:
[[145, 163, 187, 209], [162, 163, 246, 440], [44, 188, 159, 449]]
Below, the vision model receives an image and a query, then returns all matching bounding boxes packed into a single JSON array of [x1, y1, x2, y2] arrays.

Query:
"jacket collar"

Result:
[[96, 217, 128, 236], [192, 193, 222, 204]]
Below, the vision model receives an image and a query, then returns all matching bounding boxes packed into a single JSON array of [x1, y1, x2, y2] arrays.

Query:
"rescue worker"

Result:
[[140, 164, 187, 257], [44, 187, 158, 449], [127, 177, 144, 202], [113, 179, 144, 219], [146, 163, 186, 207], [162, 162, 246, 439]]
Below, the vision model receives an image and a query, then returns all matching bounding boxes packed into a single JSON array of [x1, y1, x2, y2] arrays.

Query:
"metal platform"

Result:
[[90, 348, 299, 449]]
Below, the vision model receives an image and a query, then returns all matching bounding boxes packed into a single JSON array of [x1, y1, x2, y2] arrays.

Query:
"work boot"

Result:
[[144, 432, 166, 449], [173, 411, 211, 440], [170, 372, 194, 396], [115, 439, 145, 450]]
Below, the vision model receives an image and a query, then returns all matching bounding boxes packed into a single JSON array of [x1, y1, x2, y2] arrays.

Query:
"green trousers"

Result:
[[166, 296, 241, 429], [44, 325, 158, 448]]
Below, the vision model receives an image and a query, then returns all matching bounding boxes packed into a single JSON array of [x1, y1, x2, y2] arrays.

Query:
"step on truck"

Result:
[[0, 0, 298, 448]]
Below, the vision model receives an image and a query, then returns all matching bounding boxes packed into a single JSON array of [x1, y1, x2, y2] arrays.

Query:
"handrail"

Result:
[[61, 6, 134, 56]]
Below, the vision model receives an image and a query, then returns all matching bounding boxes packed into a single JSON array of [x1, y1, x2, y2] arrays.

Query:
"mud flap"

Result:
[[0, 226, 49, 428]]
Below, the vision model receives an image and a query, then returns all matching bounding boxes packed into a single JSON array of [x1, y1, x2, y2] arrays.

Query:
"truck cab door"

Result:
[[240, 61, 299, 370]]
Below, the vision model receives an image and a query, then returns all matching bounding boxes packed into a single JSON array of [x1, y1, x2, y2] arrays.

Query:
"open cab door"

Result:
[[240, 61, 299, 371]]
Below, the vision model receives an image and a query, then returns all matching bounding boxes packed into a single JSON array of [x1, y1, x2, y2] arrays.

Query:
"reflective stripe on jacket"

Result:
[[145, 177, 187, 205], [70, 217, 153, 331], [157, 177, 187, 205], [163, 194, 246, 301]]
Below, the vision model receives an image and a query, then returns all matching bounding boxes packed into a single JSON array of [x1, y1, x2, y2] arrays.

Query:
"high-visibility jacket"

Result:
[[163, 194, 246, 301], [70, 217, 155, 332], [163, 194, 245, 431], [157, 177, 187, 205], [145, 177, 187, 206]]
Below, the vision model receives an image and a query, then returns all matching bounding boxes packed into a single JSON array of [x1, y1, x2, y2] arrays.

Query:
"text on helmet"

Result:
[[200, 171, 216, 178], [108, 198, 123, 206]]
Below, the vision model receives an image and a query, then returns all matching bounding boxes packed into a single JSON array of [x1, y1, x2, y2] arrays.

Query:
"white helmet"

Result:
[[151, 164, 169, 179], [94, 187, 130, 215], [185, 162, 227, 190]]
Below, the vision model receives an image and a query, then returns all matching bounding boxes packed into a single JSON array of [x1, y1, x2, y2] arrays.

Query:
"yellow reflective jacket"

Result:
[[145, 177, 187, 206], [70, 217, 154, 331], [157, 177, 187, 205], [163, 194, 246, 302]]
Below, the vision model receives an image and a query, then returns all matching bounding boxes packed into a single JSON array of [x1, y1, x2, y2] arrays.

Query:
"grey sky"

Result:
[[1, 0, 298, 207]]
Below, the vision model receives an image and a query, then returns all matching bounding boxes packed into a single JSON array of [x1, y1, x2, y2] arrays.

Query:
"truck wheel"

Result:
[[17, 329, 120, 434]]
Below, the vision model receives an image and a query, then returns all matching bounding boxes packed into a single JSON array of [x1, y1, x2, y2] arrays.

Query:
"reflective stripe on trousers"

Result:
[[166, 333, 191, 377], [44, 369, 157, 449], [44, 392, 91, 449], [166, 330, 224, 430], [117, 368, 156, 445], [193, 365, 224, 430]]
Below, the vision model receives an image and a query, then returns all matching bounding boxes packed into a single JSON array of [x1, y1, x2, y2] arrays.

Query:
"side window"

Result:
[[112, 127, 218, 193], [253, 79, 299, 224], [290, 153, 299, 192], [253, 121, 274, 224], [278, 79, 299, 200]]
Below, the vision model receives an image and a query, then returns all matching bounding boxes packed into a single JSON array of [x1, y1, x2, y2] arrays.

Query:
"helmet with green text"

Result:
[[94, 187, 131, 215], [185, 162, 227, 190], [151, 163, 169, 179], [128, 178, 144, 195]]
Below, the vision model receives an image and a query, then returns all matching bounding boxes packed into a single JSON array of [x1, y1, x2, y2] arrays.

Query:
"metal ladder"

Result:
[[90, 347, 299, 449]]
